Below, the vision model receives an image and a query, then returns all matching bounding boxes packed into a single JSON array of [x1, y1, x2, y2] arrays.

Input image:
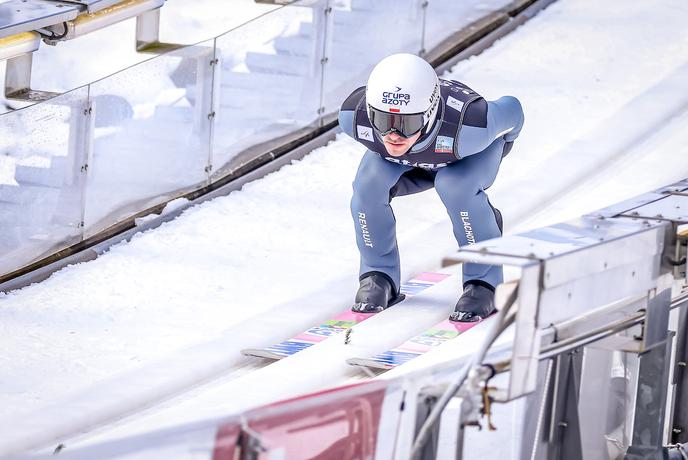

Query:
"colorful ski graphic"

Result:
[[346, 316, 492, 371], [241, 272, 450, 360]]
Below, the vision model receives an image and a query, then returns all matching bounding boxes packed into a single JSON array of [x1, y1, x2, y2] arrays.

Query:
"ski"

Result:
[[241, 271, 450, 360], [346, 315, 494, 371], [346, 281, 517, 371]]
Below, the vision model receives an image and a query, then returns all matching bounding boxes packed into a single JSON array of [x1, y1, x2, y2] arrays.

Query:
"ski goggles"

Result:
[[367, 105, 426, 138]]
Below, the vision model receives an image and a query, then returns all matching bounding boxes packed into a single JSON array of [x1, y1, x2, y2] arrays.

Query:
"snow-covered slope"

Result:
[[1, 0, 688, 455]]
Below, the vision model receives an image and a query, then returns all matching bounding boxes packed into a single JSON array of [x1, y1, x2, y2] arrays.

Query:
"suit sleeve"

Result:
[[338, 86, 366, 139], [457, 95, 524, 158], [338, 110, 355, 138]]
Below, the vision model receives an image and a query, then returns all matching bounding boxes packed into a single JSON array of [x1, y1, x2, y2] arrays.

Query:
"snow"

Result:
[[2, 0, 688, 456]]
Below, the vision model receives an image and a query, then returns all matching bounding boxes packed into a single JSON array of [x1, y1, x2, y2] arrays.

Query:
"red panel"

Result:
[[249, 386, 388, 460], [212, 421, 241, 460]]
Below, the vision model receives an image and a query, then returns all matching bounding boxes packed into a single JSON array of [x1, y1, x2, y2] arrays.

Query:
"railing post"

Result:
[[419, 0, 429, 56], [314, 0, 333, 127], [135, 8, 160, 50], [508, 262, 543, 400], [194, 44, 219, 184], [71, 88, 95, 240], [135, 7, 183, 54], [5, 53, 59, 102]]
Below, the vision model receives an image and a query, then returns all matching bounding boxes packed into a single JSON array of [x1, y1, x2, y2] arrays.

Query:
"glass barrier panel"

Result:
[[423, 0, 514, 54], [321, 0, 425, 117], [210, 2, 324, 177], [578, 345, 640, 460], [0, 88, 90, 277], [84, 40, 215, 237]]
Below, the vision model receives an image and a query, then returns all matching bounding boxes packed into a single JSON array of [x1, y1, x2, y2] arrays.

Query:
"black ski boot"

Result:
[[352, 272, 406, 313], [449, 281, 496, 322]]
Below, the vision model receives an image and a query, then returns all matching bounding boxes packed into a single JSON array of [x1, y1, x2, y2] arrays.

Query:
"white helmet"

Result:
[[366, 53, 440, 138]]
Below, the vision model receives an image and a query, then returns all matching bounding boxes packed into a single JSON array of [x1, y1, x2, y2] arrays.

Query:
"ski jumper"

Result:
[[339, 79, 524, 293]]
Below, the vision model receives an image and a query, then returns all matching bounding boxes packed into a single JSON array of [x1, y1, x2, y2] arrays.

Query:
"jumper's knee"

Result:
[[352, 184, 390, 212], [352, 168, 395, 208], [434, 168, 482, 201]]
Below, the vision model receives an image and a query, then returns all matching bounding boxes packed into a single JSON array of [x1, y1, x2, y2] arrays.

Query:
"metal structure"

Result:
[[425, 180, 688, 459], [3, 1, 686, 457], [1, 0, 166, 101]]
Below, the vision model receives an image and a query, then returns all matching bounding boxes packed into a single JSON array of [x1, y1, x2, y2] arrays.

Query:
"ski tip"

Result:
[[346, 357, 395, 371], [240, 348, 285, 360]]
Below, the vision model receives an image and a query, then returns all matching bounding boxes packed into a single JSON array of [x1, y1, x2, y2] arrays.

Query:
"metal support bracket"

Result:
[[547, 349, 584, 460], [625, 285, 674, 457], [135, 7, 184, 54], [413, 389, 442, 460], [4, 52, 60, 102], [671, 299, 688, 444], [509, 262, 543, 399]]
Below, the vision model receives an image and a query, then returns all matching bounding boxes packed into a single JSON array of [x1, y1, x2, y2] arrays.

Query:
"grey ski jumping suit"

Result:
[[339, 79, 524, 293]]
